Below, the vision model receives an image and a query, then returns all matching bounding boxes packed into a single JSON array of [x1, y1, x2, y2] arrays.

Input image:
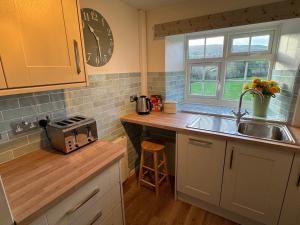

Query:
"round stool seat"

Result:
[[141, 140, 165, 152]]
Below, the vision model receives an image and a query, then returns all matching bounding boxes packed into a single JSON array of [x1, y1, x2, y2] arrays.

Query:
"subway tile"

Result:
[[0, 98, 19, 111], [0, 151, 14, 165], [0, 136, 28, 154], [50, 92, 65, 102], [19, 95, 50, 107], [38, 101, 65, 113], [2, 106, 38, 121]]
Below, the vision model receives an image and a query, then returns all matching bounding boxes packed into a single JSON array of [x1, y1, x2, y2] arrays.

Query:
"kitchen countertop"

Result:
[[0, 140, 125, 225], [120, 112, 300, 152]]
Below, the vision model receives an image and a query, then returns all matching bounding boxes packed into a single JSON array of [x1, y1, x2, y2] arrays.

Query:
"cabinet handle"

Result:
[[73, 40, 81, 74], [297, 173, 300, 187], [189, 138, 212, 147], [66, 188, 100, 215], [88, 211, 103, 225], [229, 148, 234, 169]]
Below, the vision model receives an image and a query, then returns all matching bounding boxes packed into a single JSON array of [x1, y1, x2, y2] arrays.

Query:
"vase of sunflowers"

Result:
[[244, 78, 281, 117]]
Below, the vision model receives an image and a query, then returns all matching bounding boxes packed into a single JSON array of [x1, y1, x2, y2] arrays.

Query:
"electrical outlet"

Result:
[[130, 95, 137, 102], [12, 120, 39, 134]]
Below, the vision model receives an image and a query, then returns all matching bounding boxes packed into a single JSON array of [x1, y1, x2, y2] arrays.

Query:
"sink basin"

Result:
[[237, 121, 296, 144]]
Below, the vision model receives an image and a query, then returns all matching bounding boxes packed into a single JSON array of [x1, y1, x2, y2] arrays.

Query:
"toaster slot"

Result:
[[62, 120, 73, 124], [56, 122, 67, 126], [74, 116, 85, 121]]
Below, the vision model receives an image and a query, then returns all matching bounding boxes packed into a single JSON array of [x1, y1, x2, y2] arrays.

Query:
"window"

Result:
[[186, 29, 276, 104], [230, 32, 273, 55], [188, 36, 224, 59], [189, 64, 219, 97], [224, 60, 270, 100]]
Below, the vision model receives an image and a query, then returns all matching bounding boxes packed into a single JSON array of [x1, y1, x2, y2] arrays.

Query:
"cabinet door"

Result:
[[0, 58, 7, 89], [221, 141, 293, 225], [0, 0, 85, 88], [279, 154, 300, 225], [177, 133, 226, 206]]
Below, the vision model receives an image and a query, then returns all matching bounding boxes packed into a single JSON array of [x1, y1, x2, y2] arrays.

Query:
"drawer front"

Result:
[[46, 162, 120, 225]]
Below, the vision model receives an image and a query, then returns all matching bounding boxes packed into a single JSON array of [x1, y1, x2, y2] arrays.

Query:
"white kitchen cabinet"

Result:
[[46, 162, 123, 225], [25, 162, 124, 225], [177, 133, 226, 206], [221, 141, 293, 225], [0, 0, 86, 93], [279, 154, 300, 225]]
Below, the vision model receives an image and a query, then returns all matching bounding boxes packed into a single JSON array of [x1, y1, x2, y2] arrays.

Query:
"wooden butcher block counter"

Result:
[[0, 140, 125, 225], [121, 112, 300, 152]]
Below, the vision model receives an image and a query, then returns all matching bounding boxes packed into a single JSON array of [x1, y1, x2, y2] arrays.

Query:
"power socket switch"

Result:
[[130, 95, 137, 102], [12, 120, 39, 134]]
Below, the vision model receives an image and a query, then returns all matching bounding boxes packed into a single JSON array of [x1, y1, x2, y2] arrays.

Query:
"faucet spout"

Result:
[[233, 88, 265, 124]]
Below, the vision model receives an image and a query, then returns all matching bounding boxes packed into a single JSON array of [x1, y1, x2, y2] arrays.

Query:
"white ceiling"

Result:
[[122, 0, 191, 10]]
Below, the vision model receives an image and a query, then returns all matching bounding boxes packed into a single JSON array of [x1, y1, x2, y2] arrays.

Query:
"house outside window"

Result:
[[185, 28, 277, 106]]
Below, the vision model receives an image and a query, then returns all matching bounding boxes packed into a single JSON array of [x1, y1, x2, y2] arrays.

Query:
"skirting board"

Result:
[[177, 192, 264, 225]]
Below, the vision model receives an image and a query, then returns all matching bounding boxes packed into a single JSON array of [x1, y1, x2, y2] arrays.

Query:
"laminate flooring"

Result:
[[123, 175, 239, 225]]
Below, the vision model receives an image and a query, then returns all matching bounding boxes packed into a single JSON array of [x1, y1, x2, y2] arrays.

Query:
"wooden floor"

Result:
[[123, 175, 239, 225]]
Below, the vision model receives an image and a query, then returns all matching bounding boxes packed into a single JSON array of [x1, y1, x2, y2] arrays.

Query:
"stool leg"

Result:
[[138, 149, 144, 188], [153, 152, 159, 197], [163, 151, 170, 184]]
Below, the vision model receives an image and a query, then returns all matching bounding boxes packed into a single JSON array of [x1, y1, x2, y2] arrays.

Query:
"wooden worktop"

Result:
[[121, 112, 300, 152], [0, 141, 125, 225]]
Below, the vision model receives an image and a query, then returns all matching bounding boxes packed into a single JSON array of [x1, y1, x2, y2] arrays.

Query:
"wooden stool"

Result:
[[138, 140, 169, 197]]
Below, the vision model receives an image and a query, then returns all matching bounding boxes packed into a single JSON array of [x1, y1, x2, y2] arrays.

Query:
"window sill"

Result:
[[178, 103, 287, 123]]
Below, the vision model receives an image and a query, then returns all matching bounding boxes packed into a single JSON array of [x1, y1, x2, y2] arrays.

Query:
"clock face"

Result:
[[81, 8, 114, 67]]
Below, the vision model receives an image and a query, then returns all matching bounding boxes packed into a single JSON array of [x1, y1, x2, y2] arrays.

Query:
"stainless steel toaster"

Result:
[[47, 116, 98, 153]]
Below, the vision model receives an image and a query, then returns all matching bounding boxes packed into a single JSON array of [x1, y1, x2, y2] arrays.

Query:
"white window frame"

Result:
[[187, 62, 222, 99], [228, 30, 275, 57], [184, 26, 279, 107]]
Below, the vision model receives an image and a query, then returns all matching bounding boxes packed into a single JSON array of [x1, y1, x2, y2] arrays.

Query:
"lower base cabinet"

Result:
[[279, 154, 300, 225], [221, 141, 293, 225], [28, 162, 124, 225], [177, 134, 295, 225], [177, 133, 226, 206]]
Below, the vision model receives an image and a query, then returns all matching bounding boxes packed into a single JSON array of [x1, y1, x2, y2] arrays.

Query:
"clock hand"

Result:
[[88, 25, 102, 60]]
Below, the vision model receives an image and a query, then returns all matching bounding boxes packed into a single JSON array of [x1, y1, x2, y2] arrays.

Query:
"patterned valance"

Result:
[[154, 0, 300, 39]]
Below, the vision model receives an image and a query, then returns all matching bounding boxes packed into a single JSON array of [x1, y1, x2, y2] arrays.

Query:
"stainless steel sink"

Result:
[[237, 121, 296, 144], [187, 114, 297, 145]]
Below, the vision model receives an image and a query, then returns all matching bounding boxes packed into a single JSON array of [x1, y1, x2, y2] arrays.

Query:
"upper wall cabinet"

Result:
[[0, 0, 86, 94]]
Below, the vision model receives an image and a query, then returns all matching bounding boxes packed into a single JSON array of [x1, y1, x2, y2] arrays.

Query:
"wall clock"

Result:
[[81, 8, 114, 67]]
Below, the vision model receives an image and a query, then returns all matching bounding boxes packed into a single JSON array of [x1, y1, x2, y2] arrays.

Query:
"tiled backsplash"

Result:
[[0, 73, 140, 168], [148, 71, 185, 102], [271, 70, 300, 123]]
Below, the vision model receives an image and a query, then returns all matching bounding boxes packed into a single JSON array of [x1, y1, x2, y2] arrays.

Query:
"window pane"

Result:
[[190, 65, 218, 96], [226, 61, 246, 80], [205, 36, 224, 58], [189, 39, 205, 59], [247, 60, 269, 79], [204, 65, 218, 96], [190, 65, 204, 95], [224, 60, 270, 100], [232, 37, 250, 53], [223, 81, 245, 100], [250, 35, 270, 52]]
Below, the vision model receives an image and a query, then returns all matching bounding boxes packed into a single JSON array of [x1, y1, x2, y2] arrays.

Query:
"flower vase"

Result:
[[252, 95, 271, 117]]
